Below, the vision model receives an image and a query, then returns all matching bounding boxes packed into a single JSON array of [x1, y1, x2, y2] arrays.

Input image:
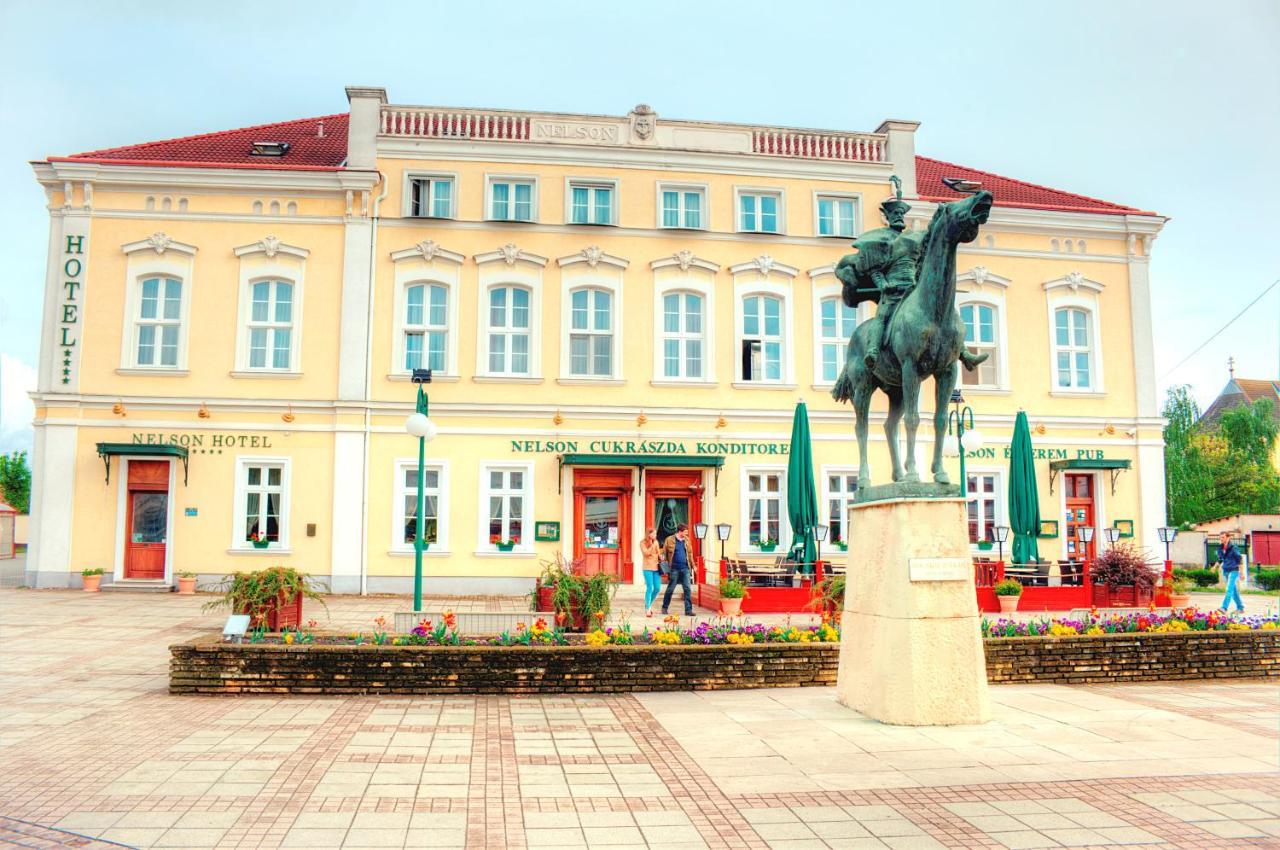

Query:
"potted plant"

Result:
[[1090, 544, 1157, 607], [579, 572, 616, 631], [533, 556, 566, 611], [495, 538, 516, 552], [203, 566, 327, 630], [834, 539, 848, 552], [248, 531, 271, 550], [177, 571, 197, 595], [1168, 575, 1193, 609], [719, 578, 748, 616], [977, 540, 994, 552], [81, 567, 104, 592], [993, 578, 1022, 613], [550, 571, 586, 631], [809, 575, 845, 621], [757, 538, 778, 553]]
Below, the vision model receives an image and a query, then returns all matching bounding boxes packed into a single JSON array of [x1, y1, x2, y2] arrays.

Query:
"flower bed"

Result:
[[981, 608, 1279, 638]]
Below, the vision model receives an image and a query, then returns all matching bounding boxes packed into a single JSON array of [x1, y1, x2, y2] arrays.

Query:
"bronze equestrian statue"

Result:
[[831, 181, 993, 492]]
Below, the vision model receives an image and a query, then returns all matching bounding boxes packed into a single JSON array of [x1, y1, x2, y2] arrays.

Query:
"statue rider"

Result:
[[838, 177, 986, 373]]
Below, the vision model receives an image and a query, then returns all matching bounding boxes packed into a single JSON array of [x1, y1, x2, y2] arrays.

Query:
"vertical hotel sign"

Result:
[[60, 233, 84, 385]]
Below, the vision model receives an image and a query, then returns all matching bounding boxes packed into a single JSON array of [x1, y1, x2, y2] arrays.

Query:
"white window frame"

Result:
[[814, 290, 858, 387], [807, 268, 870, 389], [651, 257, 718, 386], [244, 278, 298, 372], [813, 191, 861, 238], [658, 289, 708, 381], [965, 468, 1003, 551], [735, 187, 785, 234], [820, 466, 860, 549], [958, 301, 1002, 390], [474, 249, 545, 381], [392, 458, 450, 554], [404, 172, 457, 219], [485, 174, 538, 222], [565, 178, 618, 226], [1051, 306, 1097, 392], [232, 456, 291, 552], [566, 286, 615, 378], [132, 275, 184, 368], [484, 284, 535, 377], [955, 269, 1011, 392], [400, 281, 451, 374], [231, 242, 308, 376], [118, 241, 196, 373], [1043, 276, 1106, 395], [740, 466, 788, 553], [656, 182, 709, 230], [478, 461, 534, 554], [390, 243, 464, 379]]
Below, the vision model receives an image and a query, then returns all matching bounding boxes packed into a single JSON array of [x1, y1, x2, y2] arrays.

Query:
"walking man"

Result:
[[1218, 531, 1245, 614], [661, 523, 696, 617]]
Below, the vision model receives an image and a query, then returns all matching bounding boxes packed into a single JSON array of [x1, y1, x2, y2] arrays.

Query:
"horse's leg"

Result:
[[884, 387, 904, 482], [899, 358, 921, 483], [853, 379, 873, 486], [932, 363, 958, 485]]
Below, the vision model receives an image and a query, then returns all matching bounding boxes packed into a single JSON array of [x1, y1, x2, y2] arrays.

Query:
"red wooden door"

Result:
[[572, 469, 633, 582], [1063, 473, 1095, 562], [124, 460, 169, 579], [645, 470, 705, 569], [1253, 531, 1280, 567]]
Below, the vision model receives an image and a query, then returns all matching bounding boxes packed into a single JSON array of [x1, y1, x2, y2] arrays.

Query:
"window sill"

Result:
[[811, 382, 836, 391], [731, 382, 798, 390], [816, 233, 857, 240], [556, 377, 624, 386], [959, 386, 1012, 395], [650, 379, 717, 388], [1049, 390, 1106, 398], [473, 375, 543, 384], [657, 225, 708, 232], [229, 370, 302, 380], [484, 218, 539, 225], [388, 549, 452, 557], [566, 221, 618, 227], [227, 547, 292, 555], [405, 214, 455, 221], [116, 367, 189, 377], [473, 550, 537, 558], [387, 373, 460, 383]]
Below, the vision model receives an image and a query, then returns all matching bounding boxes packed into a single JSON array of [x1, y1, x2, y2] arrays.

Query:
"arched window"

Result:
[[1053, 307, 1094, 389], [134, 276, 182, 367], [247, 280, 294, 370], [661, 291, 704, 379], [741, 294, 783, 382], [959, 302, 999, 387], [568, 287, 613, 376], [487, 286, 531, 375], [818, 296, 857, 383], [404, 283, 448, 372]]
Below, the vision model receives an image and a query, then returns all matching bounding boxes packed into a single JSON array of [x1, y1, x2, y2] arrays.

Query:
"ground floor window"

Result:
[[966, 472, 1000, 544], [394, 461, 445, 550], [745, 469, 785, 548], [482, 464, 531, 550], [825, 471, 859, 546], [236, 459, 289, 549]]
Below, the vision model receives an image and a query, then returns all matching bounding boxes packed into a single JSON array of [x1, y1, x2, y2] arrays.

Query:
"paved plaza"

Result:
[[1, 588, 1278, 849]]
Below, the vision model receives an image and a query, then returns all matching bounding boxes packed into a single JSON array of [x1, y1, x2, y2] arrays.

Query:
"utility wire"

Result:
[[1158, 277, 1280, 380]]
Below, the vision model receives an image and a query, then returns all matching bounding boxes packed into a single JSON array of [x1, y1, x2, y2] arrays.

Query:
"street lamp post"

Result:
[[1078, 524, 1095, 591], [1103, 526, 1121, 549], [693, 523, 709, 586], [814, 523, 829, 565], [715, 523, 732, 563], [993, 525, 1010, 568], [1157, 526, 1177, 599], [945, 389, 984, 500], [404, 368, 436, 614]]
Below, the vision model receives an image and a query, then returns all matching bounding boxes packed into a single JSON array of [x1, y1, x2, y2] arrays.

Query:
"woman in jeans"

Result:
[[640, 527, 662, 617]]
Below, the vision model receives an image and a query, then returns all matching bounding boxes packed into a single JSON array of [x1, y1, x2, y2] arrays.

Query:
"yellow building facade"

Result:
[[26, 87, 1168, 592]]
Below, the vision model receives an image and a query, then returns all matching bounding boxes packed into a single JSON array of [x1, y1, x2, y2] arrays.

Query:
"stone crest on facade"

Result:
[[630, 104, 656, 142], [415, 239, 440, 261], [499, 243, 521, 266], [146, 232, 172, 254]]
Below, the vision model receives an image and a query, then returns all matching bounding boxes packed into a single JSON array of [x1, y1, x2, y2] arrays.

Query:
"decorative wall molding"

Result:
[[390, 239, 465, 264], [232, 236, 310, 259], [1042, 271, 1105, 294], [729, 254, 798, 278], [556, 245, 629, 270], [956, 266, 1012, 293], [650, 250, 720, 274], [121, 232, 197, 257], [474, 243, 548, 267]]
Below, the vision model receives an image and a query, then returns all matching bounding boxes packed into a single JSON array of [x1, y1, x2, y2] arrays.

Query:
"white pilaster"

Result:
[[1137, 443, 1168, 555], [337, 219, 373, 400], [28, 423, 78, 587], [1126, 256, 1158, 418], [874, 120, 920, 198], [36, 211, 62, 393], [329, 428, 366, 594]]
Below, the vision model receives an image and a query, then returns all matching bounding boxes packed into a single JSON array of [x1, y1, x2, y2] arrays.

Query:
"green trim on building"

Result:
[[96, 442, 189, 485]]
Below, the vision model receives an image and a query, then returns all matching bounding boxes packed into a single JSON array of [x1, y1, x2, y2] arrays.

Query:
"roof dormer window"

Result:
[[250, 141, 291, 157]]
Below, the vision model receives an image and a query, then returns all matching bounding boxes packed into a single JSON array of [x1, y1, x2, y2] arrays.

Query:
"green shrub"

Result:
[[81, 567, 104, 577], [993, 578, 1023, 596], [1254, 568, 1280, 592], [1174, 567, 1219, 588], [719, 578, 748, 599]]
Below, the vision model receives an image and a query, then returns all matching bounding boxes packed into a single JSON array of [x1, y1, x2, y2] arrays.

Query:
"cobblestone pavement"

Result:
[[2, 588, 1278, 849]]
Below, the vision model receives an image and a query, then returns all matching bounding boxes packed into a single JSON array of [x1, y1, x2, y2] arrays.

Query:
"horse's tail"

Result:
[[831, 366, 854, 404]]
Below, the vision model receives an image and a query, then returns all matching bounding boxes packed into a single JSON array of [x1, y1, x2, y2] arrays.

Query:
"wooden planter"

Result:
[[535, 585, 554, 612], [240, 592, 303, 631], [1091, 584, 1154, 608]]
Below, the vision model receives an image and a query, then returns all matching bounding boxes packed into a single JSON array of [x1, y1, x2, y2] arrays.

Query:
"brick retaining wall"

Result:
[[170, 630, 1280, 696]]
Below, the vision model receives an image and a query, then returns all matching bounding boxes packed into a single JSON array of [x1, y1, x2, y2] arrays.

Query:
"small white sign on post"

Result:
[[908, 557, 971, 582], [223, 614, 251, 642]]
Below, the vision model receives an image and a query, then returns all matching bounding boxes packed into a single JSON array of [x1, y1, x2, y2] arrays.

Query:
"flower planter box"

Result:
[[535, 585, 555, 612], [496, 542, 515, 552], [1090, 584, 1154, 608], [757, 543, 777, 553], [251, 540, 270, 550], [240, 592, 303, 631]]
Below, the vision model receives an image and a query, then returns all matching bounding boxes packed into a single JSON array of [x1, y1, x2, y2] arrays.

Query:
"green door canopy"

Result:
[[786, 401, 819, 568], [95, 442, 189, 485], [1007, 411, 1041, 565], [1048, 458, 1132, 495], [556, 453, 725, 494]]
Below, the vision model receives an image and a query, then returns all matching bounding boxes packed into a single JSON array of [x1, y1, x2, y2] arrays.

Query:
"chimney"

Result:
[[345, 86, 387, 170], [875, 120, 921, 198]]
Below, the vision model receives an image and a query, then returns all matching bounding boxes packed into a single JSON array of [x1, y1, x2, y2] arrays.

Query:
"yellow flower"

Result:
[[1262, 621, 1278, 630], [653, 630, 680, 645], [586, 629, 609, 646], [726, 632, 755, 644], [1085, 626, 1104, 636], [1048, 624, 1078, 636], [1227, 622, 1250, 631], [283, 632, 295, 644]]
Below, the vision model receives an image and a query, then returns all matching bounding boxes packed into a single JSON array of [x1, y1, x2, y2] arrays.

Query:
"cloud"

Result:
[[0, 355, 36, 455]]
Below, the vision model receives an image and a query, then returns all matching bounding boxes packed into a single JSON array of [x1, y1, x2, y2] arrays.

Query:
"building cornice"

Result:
[[32, 161, 379, 194], [904, 198, 1166, 238]]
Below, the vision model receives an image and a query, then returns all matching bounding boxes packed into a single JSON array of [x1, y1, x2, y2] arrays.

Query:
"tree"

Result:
[[1163, 386, 1214, 526], [1218, 398, 1279, 468], [0, 451, 31, 514]]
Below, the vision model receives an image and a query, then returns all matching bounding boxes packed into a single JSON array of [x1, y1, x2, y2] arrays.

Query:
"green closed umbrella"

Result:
[[787, 401, 819, 568], [1008, 410, 1041, 564]]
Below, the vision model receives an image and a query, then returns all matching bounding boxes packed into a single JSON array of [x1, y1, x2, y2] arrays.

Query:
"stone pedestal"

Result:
[[836, 497, 991, 725]]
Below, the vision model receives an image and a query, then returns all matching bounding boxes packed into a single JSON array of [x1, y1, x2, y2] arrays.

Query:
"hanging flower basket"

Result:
[[757, 541, 777, 553]]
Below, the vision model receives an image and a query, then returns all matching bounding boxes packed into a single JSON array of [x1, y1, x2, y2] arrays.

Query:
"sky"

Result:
[[1, 0, 1277, 456]]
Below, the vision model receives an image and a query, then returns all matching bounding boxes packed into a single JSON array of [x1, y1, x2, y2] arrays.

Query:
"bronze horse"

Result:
[[831, 190, 993, 487]]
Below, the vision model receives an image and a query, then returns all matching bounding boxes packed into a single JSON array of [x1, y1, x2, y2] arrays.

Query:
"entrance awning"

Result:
[[96, 443, 189, 485], [1048, 458, 1131, 495], [557, 453, 725, 494]]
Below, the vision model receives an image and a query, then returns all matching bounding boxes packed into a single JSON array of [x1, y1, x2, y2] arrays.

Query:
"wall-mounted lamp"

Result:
[[553, 409, 564, 426], [197, 403, 211, 420], [636, 410, 648, 427], [112, 401, 126, 417], [282, 406, 295, 424], [715, 413, 727, 429]]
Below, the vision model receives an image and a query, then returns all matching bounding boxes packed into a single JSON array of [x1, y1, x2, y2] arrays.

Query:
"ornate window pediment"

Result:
[[1042, 271, 1104, 294], [232, 236, 309, 260], [956, 266, 1012, 293], [122, 232, 197, 257], [650, 250, 719, 274], [729, 254, 798, 278], [474, 243, 548, 268], [557, 245, 629, 270], [390, 239, 464, 264]]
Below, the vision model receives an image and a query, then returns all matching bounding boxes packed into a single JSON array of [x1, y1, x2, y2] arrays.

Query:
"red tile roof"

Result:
[[51, 114, 350, 171], [916, 155, 1153, 216]]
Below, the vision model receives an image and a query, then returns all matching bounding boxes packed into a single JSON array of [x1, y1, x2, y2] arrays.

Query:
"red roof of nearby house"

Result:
[[51, 114, 350, 171], [916, 155, 1152, 216], [46, 111, 1155, 215], [1201, 378, 1280, 426]]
